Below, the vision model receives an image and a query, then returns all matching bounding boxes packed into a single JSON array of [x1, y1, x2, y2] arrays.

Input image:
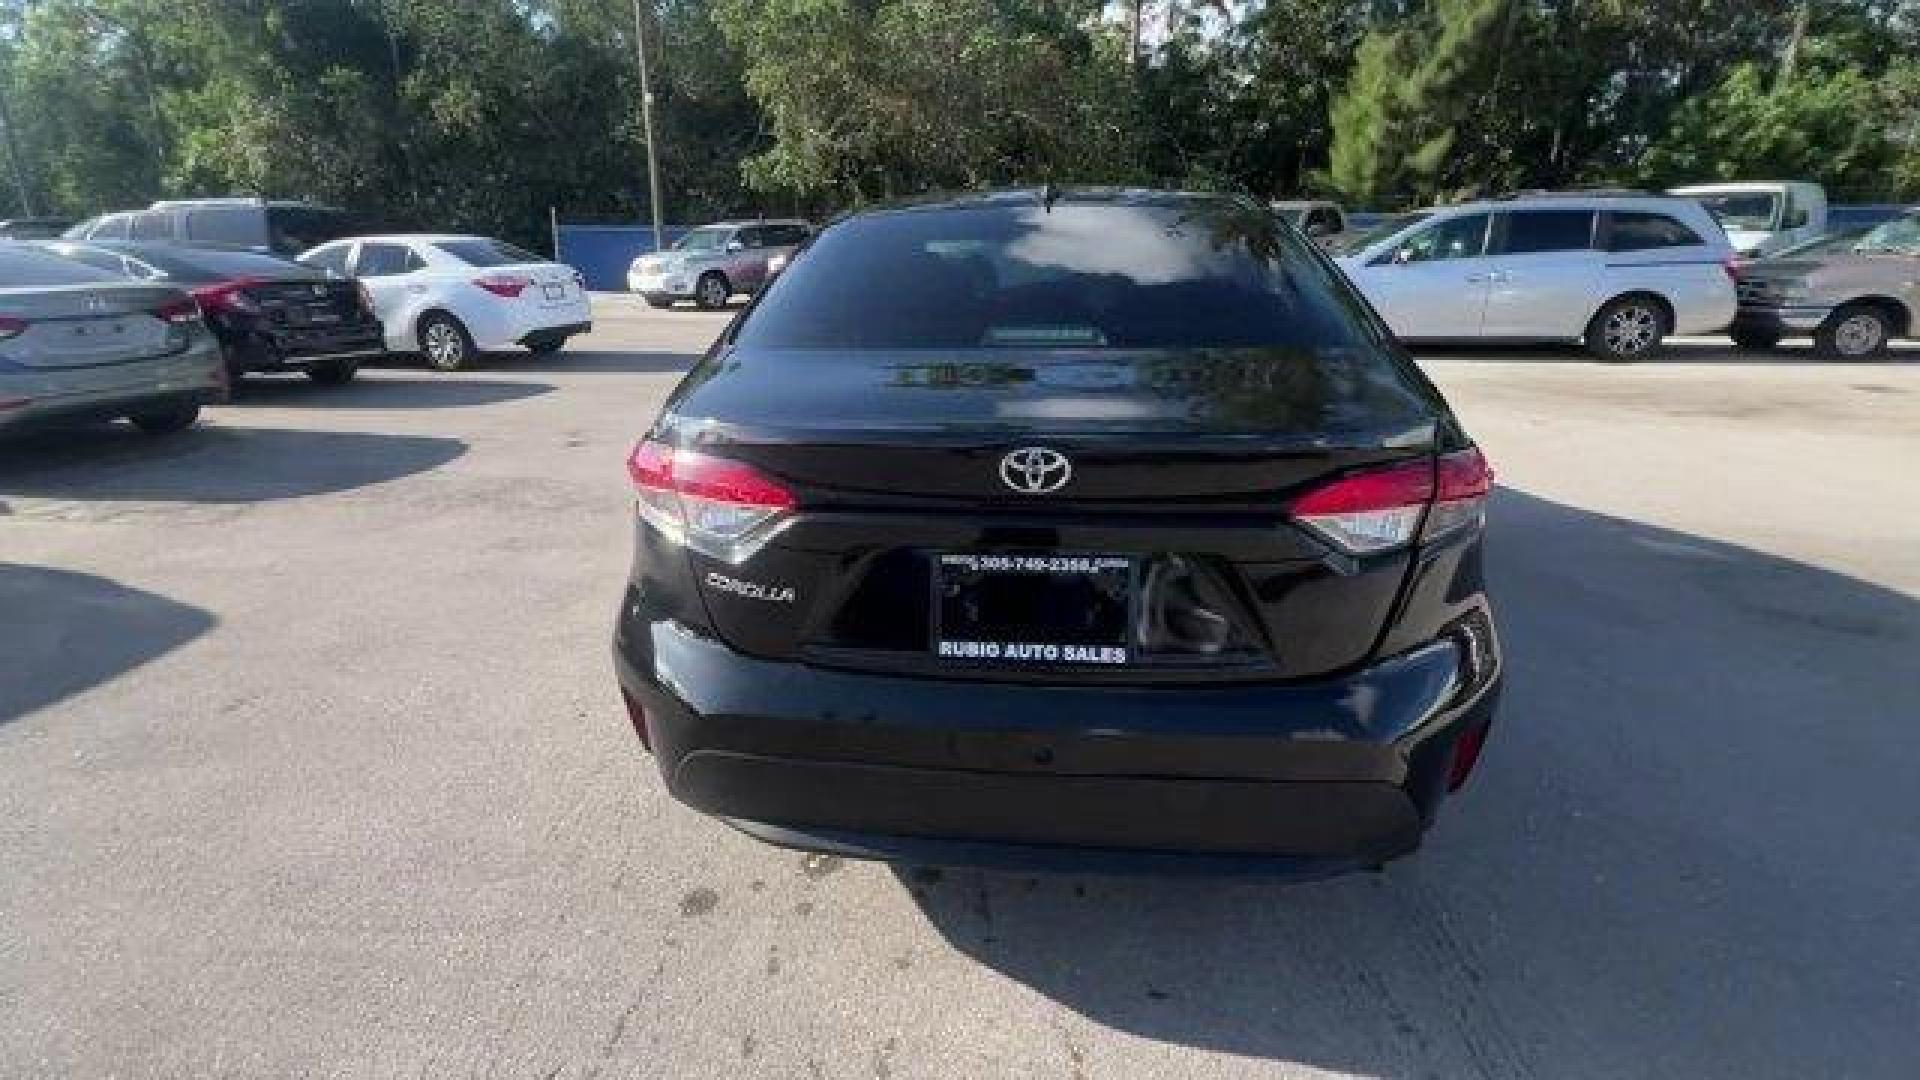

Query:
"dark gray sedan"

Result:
[[0, 245, 226, 435]]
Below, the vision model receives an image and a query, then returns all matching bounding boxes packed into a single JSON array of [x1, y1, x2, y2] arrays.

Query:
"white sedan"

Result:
[[299, 234, 592, 371]]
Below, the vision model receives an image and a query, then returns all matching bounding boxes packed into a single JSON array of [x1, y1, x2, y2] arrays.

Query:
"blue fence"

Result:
[[556, 225, 688, 290]]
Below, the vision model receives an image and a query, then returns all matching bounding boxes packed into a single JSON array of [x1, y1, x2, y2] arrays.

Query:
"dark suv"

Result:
[[612, 189, 1503, 874], [62, 199, 361, 258]]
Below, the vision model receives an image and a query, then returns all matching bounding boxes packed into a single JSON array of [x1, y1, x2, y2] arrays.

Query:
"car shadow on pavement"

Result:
[[227, 376, 554, 409], [0, 565, 214, 726], [0, 423, 465, 503], [896, 487, 1920, 1079]]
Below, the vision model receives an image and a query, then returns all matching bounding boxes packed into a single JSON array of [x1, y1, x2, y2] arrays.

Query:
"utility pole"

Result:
[[632, 0, 666, 252]]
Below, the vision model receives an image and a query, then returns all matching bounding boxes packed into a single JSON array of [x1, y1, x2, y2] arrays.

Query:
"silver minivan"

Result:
[[0, 245, 226, 435], [626, 220, 811, 310]]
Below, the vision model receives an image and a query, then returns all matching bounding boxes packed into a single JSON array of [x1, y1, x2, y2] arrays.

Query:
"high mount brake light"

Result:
[[474, 274, 531, 298], [1288, 447, 1492, 555], [627, 439, 796, 561]]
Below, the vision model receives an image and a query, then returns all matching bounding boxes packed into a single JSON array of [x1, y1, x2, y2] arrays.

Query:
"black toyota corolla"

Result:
[[613, 189, 1501, 874]]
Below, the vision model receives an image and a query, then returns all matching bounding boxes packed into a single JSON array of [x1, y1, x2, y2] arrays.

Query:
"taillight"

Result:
[[0, 315, 26, 339], [1722, 258, 1741, 281], [627, 439, 796, 561], [474, 274, 531, 298], [191, 278, 260, 314], [150, 296, 201, 324], [1448, 718, 1491, 791], [1288, 447, 1492, 555]]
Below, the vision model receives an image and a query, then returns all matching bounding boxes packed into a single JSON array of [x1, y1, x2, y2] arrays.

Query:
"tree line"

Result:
[[1, 0, 1915, 246]]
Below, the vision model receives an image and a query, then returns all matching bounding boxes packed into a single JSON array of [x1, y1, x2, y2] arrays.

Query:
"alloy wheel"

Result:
[[1604, 305, 1659, 355], [1832, 313, 1886, 357]]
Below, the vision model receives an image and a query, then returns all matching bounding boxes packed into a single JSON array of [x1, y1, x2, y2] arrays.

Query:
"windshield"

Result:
[[1853, 214, 1920, 254], [1764, 228, 1868, 259], [1692, 193, 1779, 232], [1326, 212, 1431, 256], [673, 227, 731, 253], [734, 198, 1384, 351]]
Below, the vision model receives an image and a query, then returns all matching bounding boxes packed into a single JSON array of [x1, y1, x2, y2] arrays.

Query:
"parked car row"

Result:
[[2, 224, 593, 437], [1295, 187, 1914, 360]]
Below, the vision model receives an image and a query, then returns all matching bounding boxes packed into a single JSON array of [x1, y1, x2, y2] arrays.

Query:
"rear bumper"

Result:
[[1734, 304, 1832, 334], [220, 320, 386, 371], [0, 345, 227, 431], [518, 322, 590, 347], [613, 603, 1501, 872]]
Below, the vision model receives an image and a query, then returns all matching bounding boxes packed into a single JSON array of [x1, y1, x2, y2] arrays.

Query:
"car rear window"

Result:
[[434, 239, 541, 266], [1604, 212, 1704, 252], [734, 199, 1384, 351], [0, 246, 124, 285]]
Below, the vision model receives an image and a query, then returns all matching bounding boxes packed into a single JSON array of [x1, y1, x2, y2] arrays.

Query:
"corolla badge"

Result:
[[999, 447, 1072, 494]]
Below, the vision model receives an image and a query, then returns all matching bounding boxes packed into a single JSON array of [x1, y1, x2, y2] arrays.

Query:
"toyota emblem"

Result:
[[999, 447, 1072, 494]]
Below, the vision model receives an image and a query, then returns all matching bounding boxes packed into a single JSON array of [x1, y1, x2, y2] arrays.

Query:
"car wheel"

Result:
[[420, 312, 476, 372], [695, 272, 731, 311], [305, 358, 360, 385], [1585, 296, 1667, 362], [128, 403, 200, 435], [1814, 304, 1891, 360], [1730, 327, 1782, 351]]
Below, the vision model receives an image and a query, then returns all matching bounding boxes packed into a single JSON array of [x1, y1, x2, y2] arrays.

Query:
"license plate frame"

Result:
[[932, 552, 1138, 668]]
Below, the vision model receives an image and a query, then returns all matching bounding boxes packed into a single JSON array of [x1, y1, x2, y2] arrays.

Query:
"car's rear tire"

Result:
[[695, 272, 731, 311], [1584, 295, 1668, 362], [128, 403, 200, 435], [1813, 304, 1892, 360], [1730, 327, 1782, 351], [305, 358, 360, 385], [419, 312, 476, 372]]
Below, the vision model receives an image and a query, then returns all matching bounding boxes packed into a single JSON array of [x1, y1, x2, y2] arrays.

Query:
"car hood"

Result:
[[632, 250, 712, 272]]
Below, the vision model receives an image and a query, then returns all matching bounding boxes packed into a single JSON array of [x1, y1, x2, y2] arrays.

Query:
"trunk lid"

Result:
[[667, 347, 1436, 506], [662, 346, 1443, 683], [0, 283, 187, 369]]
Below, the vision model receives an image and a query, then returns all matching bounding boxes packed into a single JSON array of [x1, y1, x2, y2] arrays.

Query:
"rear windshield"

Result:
[[133, 247, 319, 283], [434, 239, 542, 267], [734, 199, 1383, 351], [0, 245, 121, 286]]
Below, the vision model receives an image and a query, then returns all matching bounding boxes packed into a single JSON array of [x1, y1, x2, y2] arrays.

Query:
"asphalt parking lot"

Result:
[[3, 295, 1917, 1079]]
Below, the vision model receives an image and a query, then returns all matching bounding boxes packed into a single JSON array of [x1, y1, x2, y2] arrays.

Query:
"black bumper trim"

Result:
[[519, 322, 591, 346]]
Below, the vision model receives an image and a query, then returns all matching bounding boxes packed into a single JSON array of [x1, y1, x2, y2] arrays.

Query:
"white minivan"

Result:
[[1333, 194, 1737, 360]]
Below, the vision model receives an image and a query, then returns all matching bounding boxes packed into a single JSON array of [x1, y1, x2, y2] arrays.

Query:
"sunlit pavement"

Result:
[[3, 295, 1915, 1078]]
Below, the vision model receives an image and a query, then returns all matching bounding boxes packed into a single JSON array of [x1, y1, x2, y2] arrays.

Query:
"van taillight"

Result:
[[1288, 447, 1492, 555]]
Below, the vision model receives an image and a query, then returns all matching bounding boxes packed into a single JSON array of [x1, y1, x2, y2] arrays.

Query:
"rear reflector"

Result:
[[0, 316, 25, 340], [627, 439, 796, 561], [1448, 719, 1491, 791], [620, 688, 653, 752], [1288, 446, 1492, 555], [474, 274, 531, 298]]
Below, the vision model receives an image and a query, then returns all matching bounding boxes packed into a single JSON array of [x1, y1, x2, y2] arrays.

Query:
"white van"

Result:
[[1333, 193, 1736, 360], [1668, 182, 1827, 258]]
